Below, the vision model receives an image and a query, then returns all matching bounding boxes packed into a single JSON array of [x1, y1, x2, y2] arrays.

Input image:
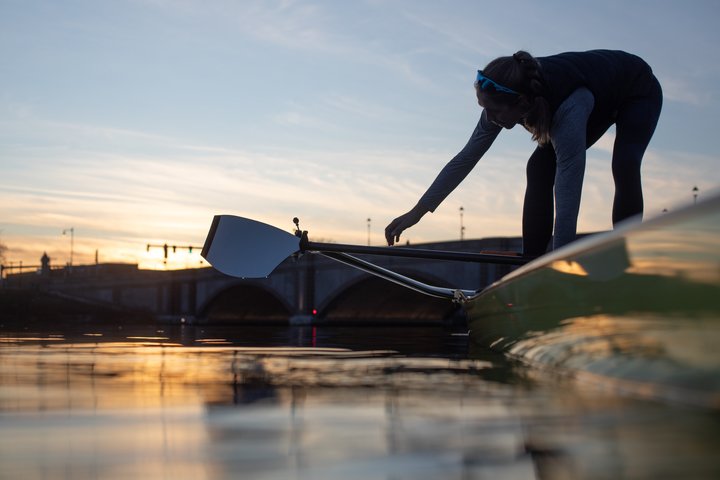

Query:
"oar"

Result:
[[200, 215, 529, 301], [316, 251, 475, 300]]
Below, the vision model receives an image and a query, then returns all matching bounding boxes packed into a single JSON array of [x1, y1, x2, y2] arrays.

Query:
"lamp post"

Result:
[[459, 206, 465, 241], [693, 186, 699, 204], [62, 227, 74, 267], [367, 218, 371, 246]]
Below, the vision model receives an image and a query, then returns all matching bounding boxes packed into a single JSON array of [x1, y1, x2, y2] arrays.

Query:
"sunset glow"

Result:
[[2, 1, 719, 271]]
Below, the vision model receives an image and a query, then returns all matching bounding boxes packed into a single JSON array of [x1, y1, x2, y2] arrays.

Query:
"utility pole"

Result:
[[367, 218, 371, 246], [459, 206, 465, 241], [62, 227, 74, 267]]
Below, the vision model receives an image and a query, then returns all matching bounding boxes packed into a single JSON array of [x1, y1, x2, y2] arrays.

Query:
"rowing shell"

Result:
[[467, 194, 720, 407]]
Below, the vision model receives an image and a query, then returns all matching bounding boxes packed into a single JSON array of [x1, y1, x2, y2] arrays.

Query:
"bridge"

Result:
[[2, 237, 522, 325]]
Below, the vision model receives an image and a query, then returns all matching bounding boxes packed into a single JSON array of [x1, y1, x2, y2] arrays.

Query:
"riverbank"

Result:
[[0, 288, 154, 325]]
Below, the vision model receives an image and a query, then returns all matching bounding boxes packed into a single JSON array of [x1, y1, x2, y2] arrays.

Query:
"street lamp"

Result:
[[62, 227, 74, 267], [367, 218, 371, 246], [459, 206, 465, 241], [693, 186, 699, 204]]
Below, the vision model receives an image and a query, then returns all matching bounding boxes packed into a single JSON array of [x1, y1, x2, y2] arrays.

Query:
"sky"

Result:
[[1, 0, 719, 270]]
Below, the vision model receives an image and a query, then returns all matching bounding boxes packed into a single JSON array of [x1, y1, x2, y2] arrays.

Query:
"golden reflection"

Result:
[[126, 336, 170, 340], [623, 215, 720, 284], [508, 313, 720, 408], [2, 339, 720, 478], [0, 343, 499, 415], [549, 260, 589, 276], [0, 336, 65, 343]]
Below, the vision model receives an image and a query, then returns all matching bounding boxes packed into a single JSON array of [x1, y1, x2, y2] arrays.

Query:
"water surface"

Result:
[[1, 323, 719, 479]]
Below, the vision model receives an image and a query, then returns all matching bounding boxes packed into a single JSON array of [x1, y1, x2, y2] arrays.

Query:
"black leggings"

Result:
[[522, 75, 663, 256]]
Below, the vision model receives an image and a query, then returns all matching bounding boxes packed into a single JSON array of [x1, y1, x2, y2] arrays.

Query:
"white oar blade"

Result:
[[201, 215, 300, 278]]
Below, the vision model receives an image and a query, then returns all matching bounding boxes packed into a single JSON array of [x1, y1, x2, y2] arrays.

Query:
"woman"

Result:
[[384, 49, 663, 256]]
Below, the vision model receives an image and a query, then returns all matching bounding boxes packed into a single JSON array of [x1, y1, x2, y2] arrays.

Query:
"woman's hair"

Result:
[[480, 51, 552, 145]]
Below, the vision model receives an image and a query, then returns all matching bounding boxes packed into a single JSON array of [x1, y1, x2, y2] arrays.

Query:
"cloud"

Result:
[[272, 110, 333, 130], [590, 130, 616, 154], [660, 75, 713, 106], [322, 93, 404, 120], [1, 114, 521, 265], [399, 6, 512, 58], [3, 116, 718, 268], [4, 0, 720, 268], [157, 0, 440, 89]]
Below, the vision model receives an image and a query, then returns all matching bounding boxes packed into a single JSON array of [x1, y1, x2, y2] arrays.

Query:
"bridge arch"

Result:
[[318, 269, 464, 324], [199, 282, 293, 323]]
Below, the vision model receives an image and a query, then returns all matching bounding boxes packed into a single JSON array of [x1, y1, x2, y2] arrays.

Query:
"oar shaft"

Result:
[[305, 241, 531, 265], [320, 252, 476, 301]]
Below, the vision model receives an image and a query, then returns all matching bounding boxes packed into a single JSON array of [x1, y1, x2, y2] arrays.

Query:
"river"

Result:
[[1, 321, 719, 479]]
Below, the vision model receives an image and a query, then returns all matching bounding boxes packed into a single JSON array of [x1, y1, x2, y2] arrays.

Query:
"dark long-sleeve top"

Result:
[[416, 50, 655, 248]]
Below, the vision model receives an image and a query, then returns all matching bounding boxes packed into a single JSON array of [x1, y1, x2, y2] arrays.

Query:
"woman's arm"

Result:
[[418, 110, 502, 212], [550, 87, 595, 249], [385, 110, 501, 245]]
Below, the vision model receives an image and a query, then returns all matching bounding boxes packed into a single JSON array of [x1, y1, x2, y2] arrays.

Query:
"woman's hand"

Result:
[[384, 203, 428, 245]]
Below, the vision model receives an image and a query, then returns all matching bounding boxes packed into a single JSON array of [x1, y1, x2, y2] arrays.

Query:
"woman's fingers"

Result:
[[385, 219, 401, 245]]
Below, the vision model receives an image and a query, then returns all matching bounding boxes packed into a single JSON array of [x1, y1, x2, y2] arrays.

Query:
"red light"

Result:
[[312, 309, 317, 315]]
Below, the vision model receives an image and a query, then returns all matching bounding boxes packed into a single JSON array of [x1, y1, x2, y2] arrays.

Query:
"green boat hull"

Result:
[[468, 194, 720, 407]]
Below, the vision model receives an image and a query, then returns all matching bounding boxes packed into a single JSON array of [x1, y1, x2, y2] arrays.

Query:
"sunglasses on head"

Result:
[[475, 70, 519, 95]]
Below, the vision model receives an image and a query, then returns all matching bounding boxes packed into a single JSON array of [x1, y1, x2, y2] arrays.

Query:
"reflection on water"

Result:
[[2, 325, 720, 479], [507, 313, 720, 408]]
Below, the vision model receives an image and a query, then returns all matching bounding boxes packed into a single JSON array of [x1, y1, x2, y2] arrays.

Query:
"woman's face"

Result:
[[477, 90, 529, 129]]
